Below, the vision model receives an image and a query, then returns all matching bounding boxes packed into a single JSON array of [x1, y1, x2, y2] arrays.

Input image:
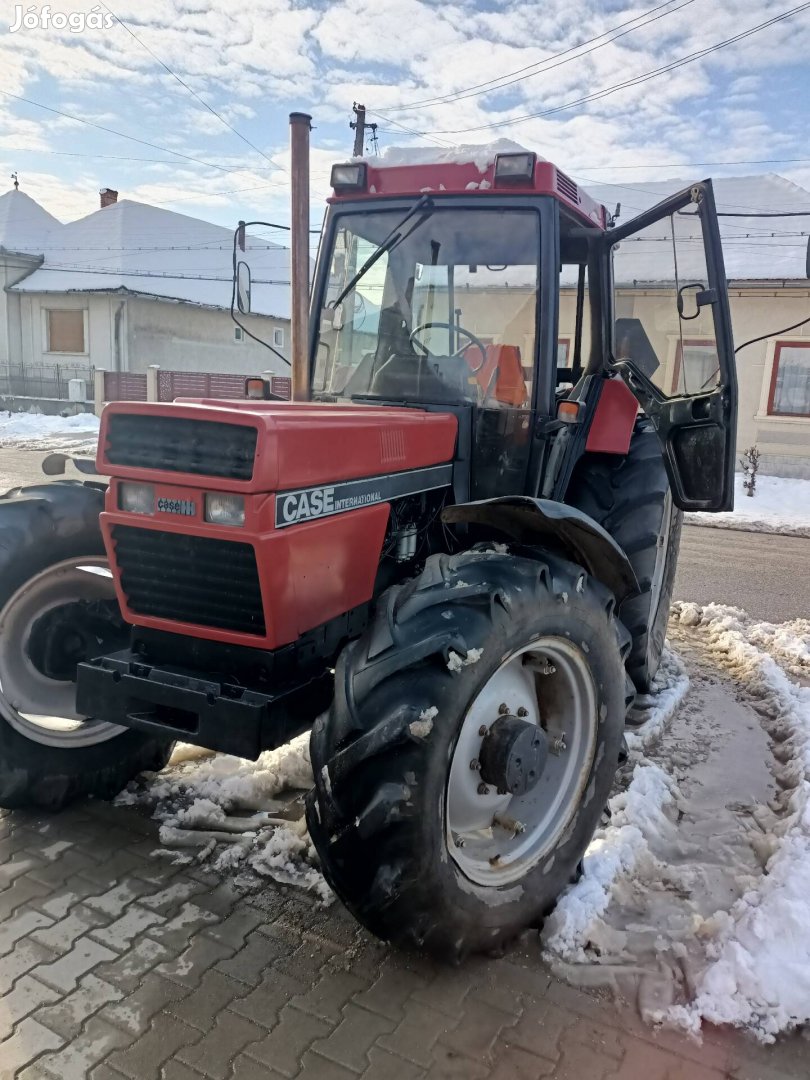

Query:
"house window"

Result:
[[273, 327, 284, 348], [234, 327, 244, 342], [557, 338, 571, 367], [46, 309, 86, 354], [671, 340, 719, 395], [768, 341, 810, 417]]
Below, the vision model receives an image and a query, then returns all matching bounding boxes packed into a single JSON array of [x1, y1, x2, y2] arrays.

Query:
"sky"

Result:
[[2, 0, 810, 257]]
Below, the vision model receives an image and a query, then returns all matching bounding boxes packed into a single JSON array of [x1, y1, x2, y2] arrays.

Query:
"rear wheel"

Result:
[[567, 418, 683, 692], [306, 548, 630, 958], [0, 482, 173, 810]]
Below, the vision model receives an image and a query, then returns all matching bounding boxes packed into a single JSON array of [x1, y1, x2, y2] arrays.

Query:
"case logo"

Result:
[[157, 497, 196, 517]]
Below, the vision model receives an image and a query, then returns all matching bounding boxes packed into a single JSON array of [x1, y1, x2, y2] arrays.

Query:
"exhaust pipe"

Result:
[[289, 112, 312, 402]]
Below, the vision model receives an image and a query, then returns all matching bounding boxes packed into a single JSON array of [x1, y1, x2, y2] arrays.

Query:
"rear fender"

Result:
[[442, 496, 638, 602]]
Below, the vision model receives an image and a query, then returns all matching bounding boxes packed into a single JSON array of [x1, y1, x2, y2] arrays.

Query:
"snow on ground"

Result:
[[0, 409, 100, 453], [544, 605, 810, 1044], [685, 474, 810, 537], [117, 731, 331, 903]]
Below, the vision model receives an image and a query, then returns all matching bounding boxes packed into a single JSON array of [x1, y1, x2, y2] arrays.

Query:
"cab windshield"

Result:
[[313, 207, 540, 406]]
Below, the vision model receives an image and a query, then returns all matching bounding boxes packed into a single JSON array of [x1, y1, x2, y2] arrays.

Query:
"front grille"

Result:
[[112, 525, 266, 635], [106, 414, 257, 480]]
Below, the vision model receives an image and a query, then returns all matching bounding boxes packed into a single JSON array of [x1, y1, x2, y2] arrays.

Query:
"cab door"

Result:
[[604, 181, 737, 511]]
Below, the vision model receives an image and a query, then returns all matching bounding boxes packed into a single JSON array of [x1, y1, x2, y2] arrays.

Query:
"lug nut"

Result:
[[477, 782, 489, 795], [551, 733, 568, 755], [517, 707, 529, 718], [489, 854, 502, 866], [498, 703, 509, 715], [470, 758, 480, 771], [478, 725, 488, 737], [493, 814, 526, 835], [455, 836, 465, 848]]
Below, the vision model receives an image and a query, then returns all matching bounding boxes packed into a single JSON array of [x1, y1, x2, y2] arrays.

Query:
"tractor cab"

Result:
[[310, 150, 738, 513]]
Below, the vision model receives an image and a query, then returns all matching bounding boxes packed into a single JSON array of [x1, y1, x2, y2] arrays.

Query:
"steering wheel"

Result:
[[409, 321, 488, 374]]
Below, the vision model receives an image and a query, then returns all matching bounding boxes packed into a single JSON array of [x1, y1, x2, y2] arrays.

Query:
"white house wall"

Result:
[[125, 297, 290, 376], [15, 292, 113, 370]]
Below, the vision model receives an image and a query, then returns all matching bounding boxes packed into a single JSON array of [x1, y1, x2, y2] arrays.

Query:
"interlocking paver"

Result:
[[33, 876, 115, 921], [0, 907, 53, 956], [178, 1010, 267, 1079], [32, 934, 117, 993], [360, 1047, 424, 1080], [377, 1001, 459, 1069], [0, 873, 52, 919], [229, 968, 309, 1030], [296, 1052, 357, 1079], [27, 849, 97, 888], [107, 1012, 203, 1078], [35, 972, 123, 1040], [502, 999, 571, 1062], [25, 1015, 134, 1080], [31, 904, 110, 953], [90, 902, 165, 950], [95, 936, 174, 992], [352, 962, 431, 1022], [201, 906, 266, 951], [146, 902, 220, 951], [0, 939, 58, 996], [0, 974, 59, 1040], [157, 935, 236, 989], [1, 853, 47, 887], [424, 1044, 490, 1079], [437, 996, 517, 1062], [166, 969, 247, 1031], [311, 1002, 395, 1073], [291, 970, 369, 1023], [554, 1041, 624, 1080], [487, 1042, 556, 1079], [229, 1055, 286, 1080], [100, 971, 191, 1036], [139, 879, 209, 916], [83, 879, 155, 918], [161, 1062, 210, 1080], [244, 1005, 334, 1078], [0, 1015, 64, 1080]]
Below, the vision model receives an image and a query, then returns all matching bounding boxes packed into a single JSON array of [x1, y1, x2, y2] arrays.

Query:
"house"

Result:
[[0, 186, 293, 401]]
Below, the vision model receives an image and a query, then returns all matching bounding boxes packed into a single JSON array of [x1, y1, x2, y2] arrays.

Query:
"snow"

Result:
[[0, 410, 99, 440], [664, 602, 810, 1041], [446, 648, 483, 672], [376, 139, 533, 174], [686, 474, 810, 538], [116, 730, 331, 902], [409, 706, 437, 738], [542, 648, 688, 958]]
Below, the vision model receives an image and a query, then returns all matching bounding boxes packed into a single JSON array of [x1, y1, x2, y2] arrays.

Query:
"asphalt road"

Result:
[[674, 524, 808, 624], [1, 447, 807, 624]]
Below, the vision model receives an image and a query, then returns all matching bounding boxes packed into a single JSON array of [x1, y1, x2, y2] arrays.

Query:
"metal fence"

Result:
[[102, 370, 292, 404], [0, 362, 94, 400]]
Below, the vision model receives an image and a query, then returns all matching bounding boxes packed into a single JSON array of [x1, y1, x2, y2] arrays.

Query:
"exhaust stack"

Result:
[[289, 112, 312, 402]]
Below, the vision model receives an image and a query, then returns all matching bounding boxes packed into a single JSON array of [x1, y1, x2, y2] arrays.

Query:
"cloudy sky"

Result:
[[2, 0, 810, 247]]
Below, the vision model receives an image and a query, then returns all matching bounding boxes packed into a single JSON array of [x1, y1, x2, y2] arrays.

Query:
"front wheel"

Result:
[[306, 548, 630, 958], [0, 482, 173, 810]]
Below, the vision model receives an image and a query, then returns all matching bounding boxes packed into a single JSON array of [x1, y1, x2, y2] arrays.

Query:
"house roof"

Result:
[[585, 173, 810, 284], [0, 188, 61, 257], [5, 196, 292, 318]]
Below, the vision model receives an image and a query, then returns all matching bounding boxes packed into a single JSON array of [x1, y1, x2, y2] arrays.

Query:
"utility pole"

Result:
[[351, 103, 366, 157]]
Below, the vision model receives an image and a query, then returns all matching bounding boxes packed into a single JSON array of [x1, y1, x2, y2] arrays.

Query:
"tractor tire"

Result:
[[567, 418, 683, 693], [0, 481, 173, 811], [306, 548, 630, 958]]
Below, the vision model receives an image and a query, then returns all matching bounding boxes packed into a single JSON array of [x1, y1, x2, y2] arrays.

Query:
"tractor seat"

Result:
[[465, 344, 529, 407]]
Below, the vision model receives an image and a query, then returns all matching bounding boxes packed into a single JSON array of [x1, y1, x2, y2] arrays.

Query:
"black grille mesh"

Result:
[[112, 525, 265, 635], [106, 414, 257, 481]]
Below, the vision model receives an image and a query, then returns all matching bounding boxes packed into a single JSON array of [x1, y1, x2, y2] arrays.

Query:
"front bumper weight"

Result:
[[76, 650, 319, 760]]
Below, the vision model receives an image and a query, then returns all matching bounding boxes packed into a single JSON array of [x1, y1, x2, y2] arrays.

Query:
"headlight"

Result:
[[204, 493, 246, 527], [119, 482, 154, 514]]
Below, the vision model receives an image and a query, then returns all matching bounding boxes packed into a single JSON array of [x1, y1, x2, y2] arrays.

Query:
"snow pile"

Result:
[[666, 602, 810, 1041], [0, 409, 99, 440], [685, 474, 810, 537], [117, 731, 331, 902], [542, 762, 679, 961], [542, 649, 688, 958]]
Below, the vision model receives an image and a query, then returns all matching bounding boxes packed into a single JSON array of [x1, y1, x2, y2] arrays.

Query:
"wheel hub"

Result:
[[479, 713, 548, 796]]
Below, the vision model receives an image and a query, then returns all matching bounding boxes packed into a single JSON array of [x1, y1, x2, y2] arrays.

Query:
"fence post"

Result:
[[93, 369, 106, 417], [146, 365, 160, 403]]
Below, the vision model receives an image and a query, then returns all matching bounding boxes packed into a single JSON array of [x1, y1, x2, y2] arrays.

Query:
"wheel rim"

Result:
[[0, 557, 126, 748], [644, 490, 675, 672], [446, 637, 597, 886]]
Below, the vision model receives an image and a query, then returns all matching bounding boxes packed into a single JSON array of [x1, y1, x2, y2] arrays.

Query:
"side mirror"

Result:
[[236, 261, 252, 314]]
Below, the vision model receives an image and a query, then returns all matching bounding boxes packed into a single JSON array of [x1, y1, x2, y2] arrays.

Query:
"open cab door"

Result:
[[604, 181, 738, 511]]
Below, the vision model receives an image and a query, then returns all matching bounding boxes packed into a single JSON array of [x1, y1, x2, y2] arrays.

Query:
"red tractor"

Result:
[[0, 122, 737, 957]]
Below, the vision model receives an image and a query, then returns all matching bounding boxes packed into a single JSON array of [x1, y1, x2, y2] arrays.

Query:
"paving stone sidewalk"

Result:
[[0, 799, 807, 1080]]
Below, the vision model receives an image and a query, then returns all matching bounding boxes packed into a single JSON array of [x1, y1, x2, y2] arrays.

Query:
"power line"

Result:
[[0, 90, 251, 174], [421, 3, 810, 134], [565, 157, 810, 170], [99, 1, 287, 174], [391, 0, 695, 112]]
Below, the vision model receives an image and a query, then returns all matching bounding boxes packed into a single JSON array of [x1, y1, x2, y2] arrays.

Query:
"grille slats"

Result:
[[113, 525, 266, 636], [107, 414, 257, 480]]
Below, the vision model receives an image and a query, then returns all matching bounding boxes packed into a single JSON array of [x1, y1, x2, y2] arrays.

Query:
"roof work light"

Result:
[[330, 163, 368, 193], [494, 152, 537, 185]]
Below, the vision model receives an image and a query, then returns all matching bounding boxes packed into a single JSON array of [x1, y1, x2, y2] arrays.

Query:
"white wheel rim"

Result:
[[446, 636, 598, 886], [0, 557, 126, 748]]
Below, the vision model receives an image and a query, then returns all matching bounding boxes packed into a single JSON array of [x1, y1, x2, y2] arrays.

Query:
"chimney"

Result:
[[100, 187, 118, 208]]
